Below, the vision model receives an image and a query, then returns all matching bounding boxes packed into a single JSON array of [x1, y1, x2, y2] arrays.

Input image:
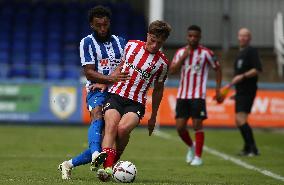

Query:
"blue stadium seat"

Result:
[[66, 1, 80, 9], [46, 51, 62, 65], [64, 21, 79, 33], [46, 41, 62, 51], [45, 65, 62, 80], [0, 30, 11, 40], [15, 2, 32, 11], [115, 2, 130, 10], [1, 4, 14, 17], [9, 64, 28, 78], [12, 54, 27, 65], [32, 4, 47, 19], [0, 51, 9, 64], [29, 51, 44, 65], [112, 13, 129, 25], [63, 53, 80, 66], [0, 40, 10, 51], [0, 1, 146, 80], [29, 64, 44, 79], [30, 41, 44, 51], [30, 22, 46, 32], [0, 64, 9, 79], [113, 26, 129, 40], [64, 32, 79, 43], [0, 20, 12, 32], [13, 31, 28, 40], [30, 30, 45, 38], [47, 31, 61, 40], [12, 41, 27, 49], [62, 65, 81, 80], [64, 11, 80, 21]]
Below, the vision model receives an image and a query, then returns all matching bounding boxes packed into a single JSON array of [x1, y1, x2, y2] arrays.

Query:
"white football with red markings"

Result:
[[113, 161, 137, 183]]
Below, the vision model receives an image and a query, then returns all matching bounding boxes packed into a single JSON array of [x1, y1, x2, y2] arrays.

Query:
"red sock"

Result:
[[178, 129, 193, 147], [103, 148, 116, 168], [195, 130, 204, 157]]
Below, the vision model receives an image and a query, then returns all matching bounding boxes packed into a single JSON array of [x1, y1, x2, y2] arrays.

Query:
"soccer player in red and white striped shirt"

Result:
[[170, 25, 223, 166], [96, 20, 172, 181]]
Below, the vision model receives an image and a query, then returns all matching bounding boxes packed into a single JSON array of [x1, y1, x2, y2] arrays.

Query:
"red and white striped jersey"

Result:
[[109, 40, 169, 105], [172, 45, 220, 99]]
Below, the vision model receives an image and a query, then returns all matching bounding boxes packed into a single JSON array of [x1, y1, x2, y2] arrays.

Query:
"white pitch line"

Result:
[[153, 130, 284, 182]]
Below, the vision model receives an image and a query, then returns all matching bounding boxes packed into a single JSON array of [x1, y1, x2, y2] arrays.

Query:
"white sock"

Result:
[[194, 156, 201, 160], [67, 160, 74, 168]]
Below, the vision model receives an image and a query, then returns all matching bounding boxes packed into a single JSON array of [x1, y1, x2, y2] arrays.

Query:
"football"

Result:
[[112, 161, 137, 183]]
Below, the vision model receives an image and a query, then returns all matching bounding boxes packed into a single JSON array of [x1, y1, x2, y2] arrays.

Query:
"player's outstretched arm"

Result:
[[148, 81, 165, 136], [84, 64, 129, 84]]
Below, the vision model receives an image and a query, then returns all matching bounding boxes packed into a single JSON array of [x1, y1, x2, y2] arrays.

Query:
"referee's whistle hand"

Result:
[[216, 94, 224, 104]]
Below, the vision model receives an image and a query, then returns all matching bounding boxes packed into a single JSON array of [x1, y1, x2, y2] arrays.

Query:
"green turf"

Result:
[[0, 125, 283, 185]]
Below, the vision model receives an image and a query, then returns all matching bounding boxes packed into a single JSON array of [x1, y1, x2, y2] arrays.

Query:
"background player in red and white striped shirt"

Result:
[[170, 25, 223, 166], [96, 20, 172, 181]]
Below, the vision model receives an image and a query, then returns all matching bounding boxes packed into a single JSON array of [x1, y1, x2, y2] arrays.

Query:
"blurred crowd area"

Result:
[[0, 0, 146, 80]]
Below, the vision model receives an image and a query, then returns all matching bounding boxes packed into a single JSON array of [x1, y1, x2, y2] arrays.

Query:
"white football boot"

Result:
[[58, 161, 72, 180], [90, 151, 108, 171], [186, 146, 195, 164], [190, 156, 203, 166]]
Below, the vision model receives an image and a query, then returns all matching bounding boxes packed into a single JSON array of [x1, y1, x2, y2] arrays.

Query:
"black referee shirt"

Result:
[[234, 46, 262, 95]]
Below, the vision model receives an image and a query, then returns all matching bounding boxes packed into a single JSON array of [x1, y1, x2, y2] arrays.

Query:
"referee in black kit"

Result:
[[230, 28, 262, 156]]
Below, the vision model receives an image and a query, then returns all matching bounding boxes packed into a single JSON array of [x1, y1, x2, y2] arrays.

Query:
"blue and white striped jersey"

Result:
[[79, 34, 126, 90]]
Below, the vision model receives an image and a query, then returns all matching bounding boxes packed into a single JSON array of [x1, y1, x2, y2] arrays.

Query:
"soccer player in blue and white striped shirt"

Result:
[[58, 6, 128, 180]]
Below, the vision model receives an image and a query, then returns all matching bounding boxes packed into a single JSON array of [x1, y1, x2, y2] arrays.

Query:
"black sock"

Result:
[[244, 123, 257, 150], [241, 123, 257, 152], [238, 124, 249, 151]]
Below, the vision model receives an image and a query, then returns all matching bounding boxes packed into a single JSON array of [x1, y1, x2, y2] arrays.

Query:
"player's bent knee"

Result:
[[192, 120, 203, 131], [175, 119, 187, 131], [176, 125, 186, 133], [117, 124, 130, 136]]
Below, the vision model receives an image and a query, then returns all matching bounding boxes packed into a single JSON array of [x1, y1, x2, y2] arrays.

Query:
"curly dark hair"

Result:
[[88, 5, 111, 23]]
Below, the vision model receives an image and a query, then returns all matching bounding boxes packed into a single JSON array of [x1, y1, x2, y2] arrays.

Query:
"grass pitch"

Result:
[[0, 125, 283, 185]]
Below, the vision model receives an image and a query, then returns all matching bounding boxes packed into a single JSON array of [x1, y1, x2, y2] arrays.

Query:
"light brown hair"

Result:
[[148, 20, 172, 40]]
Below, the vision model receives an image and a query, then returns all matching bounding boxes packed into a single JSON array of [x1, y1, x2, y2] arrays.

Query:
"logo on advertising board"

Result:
[[50, 87, 77, 120]]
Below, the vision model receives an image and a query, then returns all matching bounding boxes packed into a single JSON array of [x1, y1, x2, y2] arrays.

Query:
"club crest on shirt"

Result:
[[237, 59, 243, 69], [193, 63, 201, 74], [195, 56, 202, 62]]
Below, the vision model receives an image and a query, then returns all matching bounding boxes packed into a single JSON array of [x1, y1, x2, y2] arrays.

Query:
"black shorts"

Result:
[[235, 95, 256, 113], [175, 98, 207, 120], [103, 93, 145, 119]]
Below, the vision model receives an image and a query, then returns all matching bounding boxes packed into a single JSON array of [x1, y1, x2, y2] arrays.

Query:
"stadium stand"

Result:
[[0, 1, 147, 80]]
